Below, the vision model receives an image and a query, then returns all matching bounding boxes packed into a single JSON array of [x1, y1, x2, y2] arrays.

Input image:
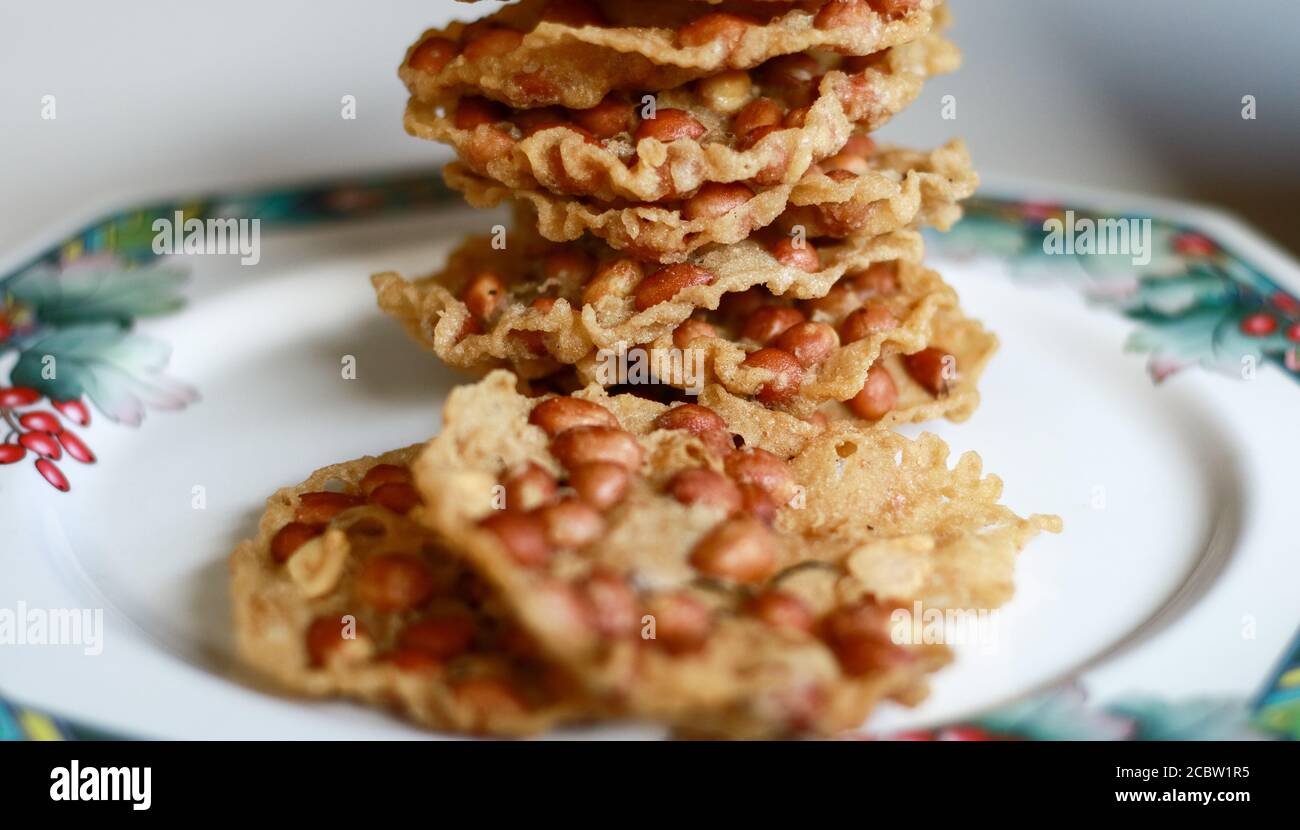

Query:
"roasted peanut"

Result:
[[815, 0, 873, 30], [399, 615, 476, 660], [515, 106, 567, 136], [356, 554, 437, 611], [580, 257, 643, 305], [742, 348, 804, 403], [539, 497, 605, 549], [683, 182, 752, 221], [271, 521, 325, 564], [903, 347, 954, 395], [725, 448, 794, 500], [368, 482, 422, 515], [697, 70, 753, 114], [461, 270, 508, 320], [551, 426, 643, 471], [633, 263, 715, 311], [654, 403, 728, 435], [839, 302, 898, 343], [463, 28, 523, 61], [747, 590, 816, 633], [648, 592, 713, 654], [846, 364, 897, 420], [842, 134, 878, 157], [848, 261, 899, 298], [579, 570, 640, 638], [822, 601, 911, 675], [359, 463, 411, 497], [672, 318, 717, 348], [782, 106, 810, 128], [528, 397, 618, 436], [719, 287, 766, 320], [769, 236, 821, 273], [571, 94, 632, 138], [479, 511, 552, 567], [689, 517, 776, 584], [733, 97, 783, 139], [635, 108, 706, 142], [543, 250, 594, 285], [568, 461, 631, 509], [678, 12, 754, 50], [453, 97, 508, 130], [821, 150, 870, 176], [503, 462, 559, 511], [739, 483, 778, 526], [409, 37, 458, 73], [741, 305, 806, 344], [740, 123, 782, 152], [295, 491, 362, 525], [760, 54, 821, 91], [668, 468, 742, 515], [464, 126, 516, 171], [775, 321, 839, 368]]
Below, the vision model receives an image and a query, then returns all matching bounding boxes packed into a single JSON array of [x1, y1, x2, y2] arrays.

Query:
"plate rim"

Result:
[[3, 169, 1297, 741]]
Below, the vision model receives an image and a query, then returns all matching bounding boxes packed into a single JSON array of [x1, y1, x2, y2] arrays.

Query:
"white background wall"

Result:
[[2, 1, 1297, 256]]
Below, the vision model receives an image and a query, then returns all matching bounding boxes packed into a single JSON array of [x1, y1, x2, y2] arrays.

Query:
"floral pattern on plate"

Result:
[[929, 197, 1300, 384]]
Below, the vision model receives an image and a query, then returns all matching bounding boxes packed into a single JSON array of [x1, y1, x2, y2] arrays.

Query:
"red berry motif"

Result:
[[1287, 322, 1300, 343], [0, 386, 40, 407], [18, 411, 63, 433], [53, 398, 91, 427], [0, 318, 12, 342], [36, 459, 69, 492], [19, 431, 61, 460], [1272, 291, 1300, 316], [1, 391, 99, 489], [1240, 313, 1278, 337], [58, 429, 95, 464], [1173, 232, 1216, 257]]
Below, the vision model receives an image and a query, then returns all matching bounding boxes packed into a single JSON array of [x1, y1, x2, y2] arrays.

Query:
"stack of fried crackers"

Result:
[[231, 0, 1060, 739]]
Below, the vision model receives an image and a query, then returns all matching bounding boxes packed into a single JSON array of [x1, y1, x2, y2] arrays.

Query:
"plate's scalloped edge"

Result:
[[0, 169, 460, 281]]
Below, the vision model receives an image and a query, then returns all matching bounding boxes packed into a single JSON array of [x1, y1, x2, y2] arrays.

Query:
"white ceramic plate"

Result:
[[2, 175, 1297, 740]]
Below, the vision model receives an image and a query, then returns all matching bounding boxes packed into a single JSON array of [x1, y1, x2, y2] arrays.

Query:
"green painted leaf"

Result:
[[10, 323, 197, 426], [6, 261, 186, 326]]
